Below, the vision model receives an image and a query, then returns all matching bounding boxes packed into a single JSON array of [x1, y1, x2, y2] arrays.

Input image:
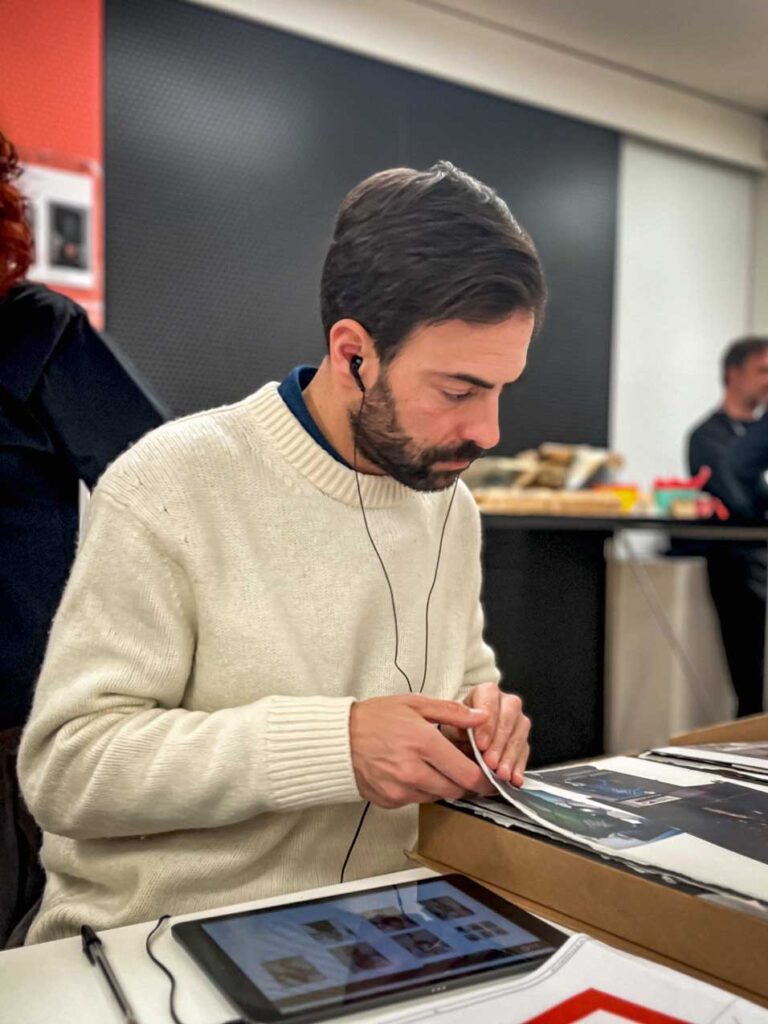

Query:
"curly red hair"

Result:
[[0, 131, 33, 296]]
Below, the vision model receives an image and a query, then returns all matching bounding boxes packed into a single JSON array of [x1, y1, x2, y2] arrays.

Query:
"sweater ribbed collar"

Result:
[[249, 382, 432, 509]]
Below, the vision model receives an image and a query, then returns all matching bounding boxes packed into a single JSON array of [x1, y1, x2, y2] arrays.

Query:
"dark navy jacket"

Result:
[[0, 283, 164, 729]]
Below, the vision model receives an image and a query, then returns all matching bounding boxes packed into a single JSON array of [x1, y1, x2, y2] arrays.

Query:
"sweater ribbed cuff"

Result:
[[265, 696, 360, 810]]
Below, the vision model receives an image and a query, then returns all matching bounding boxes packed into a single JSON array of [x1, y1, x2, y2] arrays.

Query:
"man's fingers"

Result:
[[496, 713, 531, 783], [512, 742, 530, 787], [394, 787, 436, 807], [423, 730, 487, 793], [410, 764, 468, 802], [438, 723, 462, 743], [484, 693, 523, 771], [468, 682, 501, 749], [412, 696, 488, 731], [471, 772, 497, 797]]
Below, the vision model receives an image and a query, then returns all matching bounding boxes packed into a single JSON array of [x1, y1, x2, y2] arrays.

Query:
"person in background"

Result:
[[689, 338, 768, 516], [725, 395, 768, 501], [0, 130, 165, 946], [686, 336, 768, 718]]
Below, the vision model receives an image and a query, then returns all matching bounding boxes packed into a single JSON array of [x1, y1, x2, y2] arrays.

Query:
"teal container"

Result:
[[653, 488, 703, 513]]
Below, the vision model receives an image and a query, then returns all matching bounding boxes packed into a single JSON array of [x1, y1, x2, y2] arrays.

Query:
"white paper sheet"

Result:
[[653, 744, 768, 777], [370, 934, 767, 1024]]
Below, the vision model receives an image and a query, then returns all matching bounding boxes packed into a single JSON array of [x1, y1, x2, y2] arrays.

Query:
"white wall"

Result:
[[184, 0, 766, 171], [610, 138, 754, 489], [753, 169, 768, 333]]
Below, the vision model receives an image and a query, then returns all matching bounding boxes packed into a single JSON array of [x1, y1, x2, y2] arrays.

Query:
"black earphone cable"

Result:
[[418, 480, 458, 694], [353, 437, 414, 695], [339, 800, 372, 884], [145, 915, 245, 1024], [145, 915, 182, 1024], [341, 368, 458, 881]]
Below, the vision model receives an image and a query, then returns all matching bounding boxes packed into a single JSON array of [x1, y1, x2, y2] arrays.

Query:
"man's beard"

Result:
[[349, 371, 485, 492]]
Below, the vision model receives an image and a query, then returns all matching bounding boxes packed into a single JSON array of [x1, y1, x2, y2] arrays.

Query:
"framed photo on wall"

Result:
[[18, 155, 104, 325]]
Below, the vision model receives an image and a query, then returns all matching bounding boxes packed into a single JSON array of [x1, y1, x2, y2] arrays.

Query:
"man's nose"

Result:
[[462, 400, 501, 451]]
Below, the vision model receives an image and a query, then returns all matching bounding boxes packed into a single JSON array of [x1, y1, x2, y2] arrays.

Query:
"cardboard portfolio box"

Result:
[[416, 713, 768, 1006]]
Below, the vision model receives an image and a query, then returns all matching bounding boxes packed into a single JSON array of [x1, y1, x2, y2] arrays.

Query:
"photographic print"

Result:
[[655, 743, 768, 776], [510, 787, 680, 849], [302, 919, 354, 945], [470, 749, 768, 902], [457, 921, 508, 941], [17, 162, 96, 290], [532, 765, 768, 864], [700, 742, 768, 759], [392, 929, 452, 959], [534, 765, 676, 806], [363, 906, 420, 933], [329, 942, 391, 973], [49, 203, 89, 270], [262, 955, 325, 989], [419, 896, 473, 921]]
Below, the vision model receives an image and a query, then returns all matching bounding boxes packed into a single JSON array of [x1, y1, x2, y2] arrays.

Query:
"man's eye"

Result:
[[443, 391, 472, 402]]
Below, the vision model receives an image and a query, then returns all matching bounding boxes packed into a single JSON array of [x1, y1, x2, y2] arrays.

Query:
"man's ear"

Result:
[[328, 319, 378, 390]]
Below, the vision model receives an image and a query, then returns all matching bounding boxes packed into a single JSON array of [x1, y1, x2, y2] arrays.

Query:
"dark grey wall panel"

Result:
[[404, 76, 618, 450], [482, 524, 608, 765], [105, 0, 405, 415], [106, 0, 618, 452]]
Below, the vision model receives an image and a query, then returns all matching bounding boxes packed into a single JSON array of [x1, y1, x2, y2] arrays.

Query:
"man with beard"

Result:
[[19, 162, 545, 942]]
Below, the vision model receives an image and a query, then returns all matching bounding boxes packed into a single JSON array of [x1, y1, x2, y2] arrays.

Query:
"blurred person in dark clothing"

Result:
[[689, 337, 768, 516], [726, 400, 768, 499], [686, 336, 768, 719], [0, 130, 165, 945]]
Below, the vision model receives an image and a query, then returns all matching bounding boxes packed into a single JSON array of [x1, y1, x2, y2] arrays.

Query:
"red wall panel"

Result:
[[0, 0, 103, 317]]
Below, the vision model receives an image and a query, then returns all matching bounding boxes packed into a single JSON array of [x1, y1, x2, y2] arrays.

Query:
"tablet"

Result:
[[172, 874, 566, 1024]]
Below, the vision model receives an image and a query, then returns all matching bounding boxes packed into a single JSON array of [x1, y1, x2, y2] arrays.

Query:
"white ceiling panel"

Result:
[[420, 0, 768, 112]]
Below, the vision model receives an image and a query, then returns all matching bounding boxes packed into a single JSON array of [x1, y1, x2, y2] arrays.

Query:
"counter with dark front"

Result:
[[479, 515, 768, 767]]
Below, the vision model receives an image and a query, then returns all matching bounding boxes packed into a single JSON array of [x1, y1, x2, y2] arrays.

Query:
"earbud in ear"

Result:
[[349, 355, 365, 393]]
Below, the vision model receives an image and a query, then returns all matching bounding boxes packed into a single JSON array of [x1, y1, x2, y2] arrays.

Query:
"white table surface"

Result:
[[0, 867, 453, 1024]]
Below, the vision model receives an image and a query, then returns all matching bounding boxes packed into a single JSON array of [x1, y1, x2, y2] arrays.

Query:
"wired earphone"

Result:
[[340, 354, 459, 881]]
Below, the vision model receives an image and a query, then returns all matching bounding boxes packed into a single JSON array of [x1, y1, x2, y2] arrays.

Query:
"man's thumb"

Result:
[[416, 698, 488, 729]]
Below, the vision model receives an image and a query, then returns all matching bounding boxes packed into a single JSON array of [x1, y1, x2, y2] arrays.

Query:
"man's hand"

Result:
[[349, 695, 492, 809], [450, 683, 531, 787]]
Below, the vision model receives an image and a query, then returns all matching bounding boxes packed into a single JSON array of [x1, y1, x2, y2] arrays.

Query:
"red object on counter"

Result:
[[695, 496, 730, 521], [653, 466, 712, 491]]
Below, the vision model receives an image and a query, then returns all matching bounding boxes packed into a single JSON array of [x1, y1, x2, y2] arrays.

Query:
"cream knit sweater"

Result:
[[19, 382, 499, 943]]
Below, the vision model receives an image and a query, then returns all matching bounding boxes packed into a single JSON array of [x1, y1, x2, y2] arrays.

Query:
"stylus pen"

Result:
[[81, 924, 140, 1024]]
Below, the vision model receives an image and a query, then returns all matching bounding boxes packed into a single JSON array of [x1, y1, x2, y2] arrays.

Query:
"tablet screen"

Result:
[[175, 875, 565, 1022]]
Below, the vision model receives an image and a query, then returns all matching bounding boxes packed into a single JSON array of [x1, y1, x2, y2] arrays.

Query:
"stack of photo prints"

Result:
[[461, 734, 768, 917]]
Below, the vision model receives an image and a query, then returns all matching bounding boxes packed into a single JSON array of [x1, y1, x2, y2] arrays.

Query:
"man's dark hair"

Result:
[[723, 336, 768, 385], [320, 161, 546, 364]]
